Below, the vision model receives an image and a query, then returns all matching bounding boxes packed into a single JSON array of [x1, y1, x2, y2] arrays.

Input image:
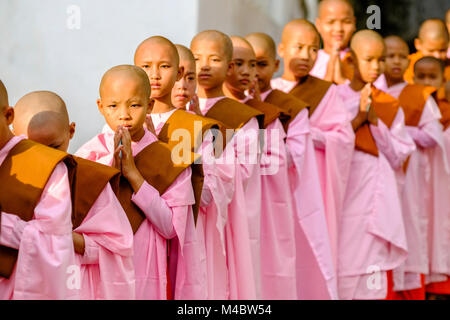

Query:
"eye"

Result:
[[142, 65, 150, 69], [108, 104, 116, 108], [131, 104, 141, 108], [161, 64, 171, 69], [187, 76, 196, 81]]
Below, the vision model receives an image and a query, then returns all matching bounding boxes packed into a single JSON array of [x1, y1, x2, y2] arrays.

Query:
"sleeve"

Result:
[[131, 181, 176, 239], [406, 96, 444, 149], [285, 109, 310, 172], [370, 108, 416, 170], [13, 162, 79, 300], [0, 213, 28, 250]]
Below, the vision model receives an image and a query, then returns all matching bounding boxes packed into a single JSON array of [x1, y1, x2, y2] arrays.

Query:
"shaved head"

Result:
[[175, 44, 195, 64], [350, 29, 385, 53], [0, 80, 8, 112], [230, 36, 254, 52], [384, 35, 409, 53], [191, 30, 233, 62], [99, 64, 151, 98], [281, 19, 320, 45], [318, 0, 354, 18], [414, 56, 445, 73], [13, 91, 74, 151], [418, 19, 449, 42], [245, 32, 277, 59], [134, 36, 179, 67]]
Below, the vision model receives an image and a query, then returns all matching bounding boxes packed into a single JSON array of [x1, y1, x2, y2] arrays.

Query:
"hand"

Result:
[[325, 44, 340, 82], [360, 83, 372, 112], [188, 94, 202, 116], [115, 126, 144, 193], [72, 232, 85, 255], [248, 78, 261, 101], [112, 126, 123, 171], [367, 102, 378, 126]]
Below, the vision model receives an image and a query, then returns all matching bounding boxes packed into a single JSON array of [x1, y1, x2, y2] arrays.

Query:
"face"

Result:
[[191, 39, 231, 90], [353, 41, 386, 83], [316, 2, 356, 50], [415, 37, 448, 61], [226, 45, 257, 93], [279, 28, 320, 79], [384, 40, 410, 81], [98, 76, 150, 140], [135, 43, 182, 99], [172, 58, 197, 108], [253, 46, 279, 93], [414, 61, 444, 89]]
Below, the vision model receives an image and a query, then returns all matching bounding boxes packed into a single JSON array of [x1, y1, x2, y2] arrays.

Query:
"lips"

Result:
[[239, 79, 250, 85], [150, 82, 161, 89], [198, 73, 212, 80]]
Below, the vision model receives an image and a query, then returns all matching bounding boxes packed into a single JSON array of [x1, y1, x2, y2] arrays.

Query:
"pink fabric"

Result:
[[76, 126, 196, 299], [426, 118, 450, 286], [283, 108, 338, 300], [336, 84, 415, 299], [258, 118, 297, 299], [270, 81, 348, 300], [384, 87, 446, 291], [310, 48, 351, 80], [73, 183, 135, 299], [0, 135, 78, 300], [270, 78, 297, 94]]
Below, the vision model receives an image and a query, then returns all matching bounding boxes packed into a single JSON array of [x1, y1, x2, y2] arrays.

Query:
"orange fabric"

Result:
[[265, 89, 309, 132], [426, 278, 450, 295], [435, 93, 450, 130], [0, 139, 76, 279], [158, 109, 223, 222], [117, 141, 197, 234], [404, 51, 450, 83], [245, 99, 290, 129], [404, 52, 424, 84], [289, 75, 332, 116], [398, 84, 437, 127], [205, 97, 264, 130], [354, 87, 400, 157]]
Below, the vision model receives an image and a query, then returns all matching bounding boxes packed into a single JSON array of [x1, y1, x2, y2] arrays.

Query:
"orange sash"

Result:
[[289, 75, 332, 116]]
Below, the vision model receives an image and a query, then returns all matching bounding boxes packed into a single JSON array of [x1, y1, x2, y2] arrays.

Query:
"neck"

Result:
[[349, 77, 367, 92], [281, 71, 298, 82], [197, 85, 225, 99], [223, 82, 246, 100], [260, 84, 272, 93], [131, 127, 145, 142], [0, 130, 14, 152], [385, 75, 404, 88], [151, 96, 176, 114]]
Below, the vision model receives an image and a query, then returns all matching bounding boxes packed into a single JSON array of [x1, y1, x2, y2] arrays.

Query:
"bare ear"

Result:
[[69, 122, 76, 140], [274, 59, 280, 73], [5, 106, 14, 126], [226, 61, 234, 77], [414, 38, 421, 52], [277, 43, 285, 58], [97, 99, 104, 115], [176, 65, 184, 81]]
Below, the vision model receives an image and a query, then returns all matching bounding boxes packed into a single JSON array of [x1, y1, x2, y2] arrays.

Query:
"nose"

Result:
[[199, 57, 210, 71], [333, 20, 343, 32], [150, 65, 160, 80], [299, 46, 310, 60], [118, 105, 131, 120]]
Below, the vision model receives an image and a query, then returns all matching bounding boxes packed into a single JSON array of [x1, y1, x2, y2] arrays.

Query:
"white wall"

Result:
[[0, 0, 312, 153], [0, 0, 198, 153]]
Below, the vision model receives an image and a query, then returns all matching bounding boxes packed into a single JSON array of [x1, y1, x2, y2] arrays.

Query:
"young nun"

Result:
[[223, 35, 297, 300], [12, 91, 135, 299], [271, 19, 356, 299], [336, 30, 416, 300], [76, 65, 196, 300], [190, 30, 265, 299], [0, 80, 78, 299]]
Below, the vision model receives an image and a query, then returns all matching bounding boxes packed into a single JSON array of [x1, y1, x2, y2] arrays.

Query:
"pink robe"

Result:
[[269, 81, 344, 300], [310, 48, 351, 80], [0, 135, 78, 300], [379, 81, 447, 291], [198, 97, 259, 299], [73, 183, 135, 299], [336, 83, 415, 299], [426, 114, 450, 287], [76, 126, 195, 300]]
